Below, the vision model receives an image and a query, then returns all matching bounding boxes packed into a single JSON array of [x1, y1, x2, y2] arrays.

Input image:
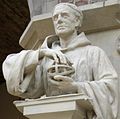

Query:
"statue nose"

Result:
[[57, 15, 63, 24]]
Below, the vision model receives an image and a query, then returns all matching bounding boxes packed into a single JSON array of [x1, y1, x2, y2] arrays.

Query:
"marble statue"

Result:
[[116, 36, 120, 54], [2, 3, 119, 119]]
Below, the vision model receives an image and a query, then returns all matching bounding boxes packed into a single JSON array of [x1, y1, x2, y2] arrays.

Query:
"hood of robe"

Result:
[[41, 32, 91, 52]]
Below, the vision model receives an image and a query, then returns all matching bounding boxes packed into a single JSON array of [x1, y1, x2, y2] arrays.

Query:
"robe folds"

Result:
[[2, 32, 119, 119]]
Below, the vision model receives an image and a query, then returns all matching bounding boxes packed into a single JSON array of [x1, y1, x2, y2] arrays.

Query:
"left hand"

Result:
[[49, 75, 78, 94]]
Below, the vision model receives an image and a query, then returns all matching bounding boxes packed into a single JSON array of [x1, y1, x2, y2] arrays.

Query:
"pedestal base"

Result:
[[14, 94, 93, 119]]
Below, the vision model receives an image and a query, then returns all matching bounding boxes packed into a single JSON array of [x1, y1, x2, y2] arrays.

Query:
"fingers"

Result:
[[56, 51, 67, 64], [42, 49, 59, 63], [52, 52, 59, 63], [42, 49, 66, 64], [49, 78, 59, 85], [54, 75, 73, 82]]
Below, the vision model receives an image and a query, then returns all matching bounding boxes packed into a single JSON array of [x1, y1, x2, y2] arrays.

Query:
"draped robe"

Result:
[[2, 32, 119, 119]]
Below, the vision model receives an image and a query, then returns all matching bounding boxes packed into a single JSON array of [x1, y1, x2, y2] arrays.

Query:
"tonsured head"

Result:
[[52, 3, 83, 37]]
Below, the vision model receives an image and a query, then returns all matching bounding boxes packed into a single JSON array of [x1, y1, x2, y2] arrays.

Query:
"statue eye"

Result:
[[61, 13, 69, 18], [53, 14, 58, 21]]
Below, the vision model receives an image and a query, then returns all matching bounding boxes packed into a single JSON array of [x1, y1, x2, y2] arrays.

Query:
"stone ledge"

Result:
[[19, 1, 120, 49]]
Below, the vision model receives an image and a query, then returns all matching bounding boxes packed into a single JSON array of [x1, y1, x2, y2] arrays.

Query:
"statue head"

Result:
[[52, 3, 83, 37]]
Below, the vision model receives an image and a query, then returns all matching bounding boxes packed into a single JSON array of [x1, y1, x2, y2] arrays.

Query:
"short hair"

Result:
[[53, 3, 83, 26]]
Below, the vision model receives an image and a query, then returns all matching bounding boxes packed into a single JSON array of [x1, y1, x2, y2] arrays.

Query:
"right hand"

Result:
[[49, 75, 78, 94], [39, 49, 67, 64]]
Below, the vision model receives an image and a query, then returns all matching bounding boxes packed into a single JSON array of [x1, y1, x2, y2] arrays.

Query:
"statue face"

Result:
[[52, 5, 78, 37]]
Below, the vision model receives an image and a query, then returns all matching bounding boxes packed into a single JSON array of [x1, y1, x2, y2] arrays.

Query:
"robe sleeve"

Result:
[[77, 47, 119, 119], [2, 50, 45, 99]]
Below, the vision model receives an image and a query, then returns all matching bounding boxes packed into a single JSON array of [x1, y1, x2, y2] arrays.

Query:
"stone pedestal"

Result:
[[14, 94, 92, 119]]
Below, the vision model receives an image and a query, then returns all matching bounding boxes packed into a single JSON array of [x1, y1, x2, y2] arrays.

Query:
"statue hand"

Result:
[[39, 49, 67, 64], [49, 75, 78, 94]]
